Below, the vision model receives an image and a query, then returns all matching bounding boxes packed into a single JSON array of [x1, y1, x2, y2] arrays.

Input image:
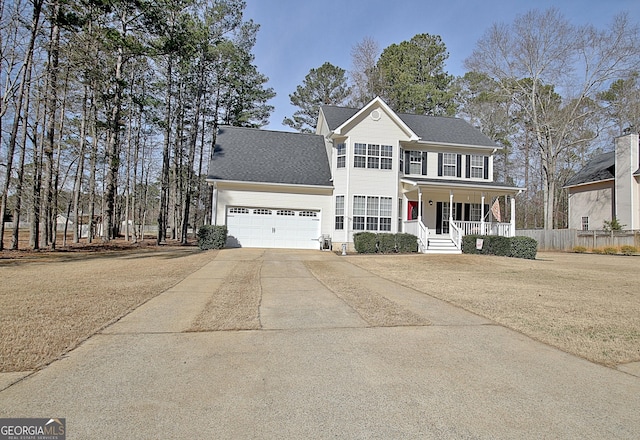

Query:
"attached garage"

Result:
[[226, 207, 322, 249]]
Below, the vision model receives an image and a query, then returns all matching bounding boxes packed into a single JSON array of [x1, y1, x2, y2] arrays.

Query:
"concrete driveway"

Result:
[[1, 248, 639, 439]]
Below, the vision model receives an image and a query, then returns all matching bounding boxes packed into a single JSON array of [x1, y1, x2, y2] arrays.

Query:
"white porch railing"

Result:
[[404, 220, 428, 252], [449, 220, 462, 250], [454, 221, 513, 237]]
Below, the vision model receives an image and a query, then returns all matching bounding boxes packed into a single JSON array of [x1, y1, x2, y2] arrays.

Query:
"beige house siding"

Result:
[[567, 180, 614, 230]]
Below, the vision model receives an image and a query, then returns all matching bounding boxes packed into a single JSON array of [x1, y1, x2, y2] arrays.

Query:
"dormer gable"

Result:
[[320, 97, 420, 141]]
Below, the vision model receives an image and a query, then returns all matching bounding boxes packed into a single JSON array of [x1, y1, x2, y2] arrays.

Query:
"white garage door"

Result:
[[226, 207, 321, 249]]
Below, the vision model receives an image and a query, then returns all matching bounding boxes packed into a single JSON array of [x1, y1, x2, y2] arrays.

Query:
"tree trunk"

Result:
[[0, 0, 43, 251], [158, 54, 173, 245], [72, 85, 88, 243]]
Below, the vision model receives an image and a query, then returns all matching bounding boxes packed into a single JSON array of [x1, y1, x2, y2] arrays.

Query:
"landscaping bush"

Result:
[[197, 225, 227, 250], [603, 246, 618, 255], [510, 236, 538, 260], [592, 247, 604, 254], [573, 246, 587, 253], [377, 233, 397, 253], [395, 233, 418, 253], [353, 232, 378, 253], [462, 234, 482, 254], [620, 245, 638, 256], [462, 234, 538, 259], [353, 232, 418, 254]]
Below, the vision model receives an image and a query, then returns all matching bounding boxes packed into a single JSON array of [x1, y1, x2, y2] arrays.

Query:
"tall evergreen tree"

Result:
[[377, 33, 456, 116], [283, 62, 351, 133]]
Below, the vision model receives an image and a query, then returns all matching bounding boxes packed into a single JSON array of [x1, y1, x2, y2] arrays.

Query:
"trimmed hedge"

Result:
[[353, 232, 418, 254], [510, 236, 538, 260], [462, 234, 538, 259], [197, 225, 228, 250]]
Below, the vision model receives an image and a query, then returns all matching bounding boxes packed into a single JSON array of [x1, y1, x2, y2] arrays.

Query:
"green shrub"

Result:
[[462, 235, 482, 254], [603, 246, 618, 255], [395, 233, 418, 253], [462, 235, 538, 259], [510, 236, 538, 259], [592, 247, 604, 254], [484, 236, 511, 256], [353, 232, 418, 254], [620, 245, 637, 256], [573, 246, 587, 253], [353, 232, 378, 253], [377, 233, 397, 253], [197, 225, 227, 250]]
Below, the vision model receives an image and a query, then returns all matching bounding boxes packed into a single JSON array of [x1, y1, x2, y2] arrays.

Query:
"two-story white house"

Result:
[[207, 97, 523, 253]]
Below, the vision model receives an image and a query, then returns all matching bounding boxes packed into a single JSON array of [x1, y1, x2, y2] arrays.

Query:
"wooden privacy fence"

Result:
[[516, 229, 640, 251]]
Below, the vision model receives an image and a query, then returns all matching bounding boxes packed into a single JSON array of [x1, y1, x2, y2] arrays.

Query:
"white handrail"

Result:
[[449, 221, 462, 249], [417, 220, 428, 252]]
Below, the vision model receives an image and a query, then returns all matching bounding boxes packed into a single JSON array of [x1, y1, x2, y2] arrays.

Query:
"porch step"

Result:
[[423, 237, 462, 254]]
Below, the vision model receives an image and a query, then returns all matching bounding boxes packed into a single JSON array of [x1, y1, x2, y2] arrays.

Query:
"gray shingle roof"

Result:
[[565, 151, 615, 187], [321, 105, 498, 148], [207, 126, 332, 187]]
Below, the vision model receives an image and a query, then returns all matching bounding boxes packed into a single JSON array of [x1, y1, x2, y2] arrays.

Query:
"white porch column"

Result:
[[510, 194, 516, 237], [417, 188, 422, 224], [211, 184, 218, 226], [449, 191, 454, 224], [481, 193, 486, 235]]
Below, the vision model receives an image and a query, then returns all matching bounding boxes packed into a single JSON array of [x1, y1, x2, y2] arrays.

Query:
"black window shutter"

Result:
[[436, 202, 443, 234], [404, 150, 410, 174], [484, 156, 489, 179], [456, 154, 462, 178], [484, 204, 489, 220], [421, 152, 428, 175], [438, 153, 443, 176], [465, 155, 471, 178], [456, 202, 463, 221], [464, 203, 470, 221]]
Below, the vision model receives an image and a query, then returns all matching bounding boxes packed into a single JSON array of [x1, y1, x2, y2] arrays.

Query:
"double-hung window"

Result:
[[470, 155, 484, 178], [470, 203, 483, 222], [380, 145, 393, 169], [353, 196, 366, 230], [409, 151, 423, 174], [335, 196, 345, 230], [581, 216, 589, 231], [367, 144, 380, 169], [336, 143, 346, 168], [354, 143, 367, 168], [443, 153, 457, 177]]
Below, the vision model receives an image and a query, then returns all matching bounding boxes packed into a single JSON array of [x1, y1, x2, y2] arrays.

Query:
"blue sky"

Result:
[[243, 0, 640, 131]]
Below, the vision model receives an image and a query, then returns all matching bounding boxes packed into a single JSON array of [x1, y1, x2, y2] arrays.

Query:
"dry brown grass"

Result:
[[0, 242, 217, 372], [305, 260, 430, 327], [347, 252, 640, 366], [189, 260, 262, 331]]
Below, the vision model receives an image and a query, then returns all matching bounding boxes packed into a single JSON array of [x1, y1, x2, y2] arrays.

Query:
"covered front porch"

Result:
[[401, 179, 523, 254]]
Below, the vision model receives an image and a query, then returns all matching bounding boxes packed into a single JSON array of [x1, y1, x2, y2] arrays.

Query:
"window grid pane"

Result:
[[353, 196, 366, 215], [335, 196, 344, 215], [367, 196, 379, 216], [380, 197, 392, 217]]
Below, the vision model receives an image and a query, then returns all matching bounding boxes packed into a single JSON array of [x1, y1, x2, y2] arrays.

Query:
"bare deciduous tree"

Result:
[[466, 8, 640, 229]]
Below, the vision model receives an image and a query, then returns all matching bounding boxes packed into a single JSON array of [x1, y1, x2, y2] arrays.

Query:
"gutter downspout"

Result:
[[211, 183, 218, 226]]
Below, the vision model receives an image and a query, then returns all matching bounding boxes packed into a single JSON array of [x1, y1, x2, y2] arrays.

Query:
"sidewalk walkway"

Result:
[[1, 248, 638, 439]]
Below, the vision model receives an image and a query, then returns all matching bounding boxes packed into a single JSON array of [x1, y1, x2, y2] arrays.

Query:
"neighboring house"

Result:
[[566, 133, 640, 231], [207, 97, 523, 253]]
